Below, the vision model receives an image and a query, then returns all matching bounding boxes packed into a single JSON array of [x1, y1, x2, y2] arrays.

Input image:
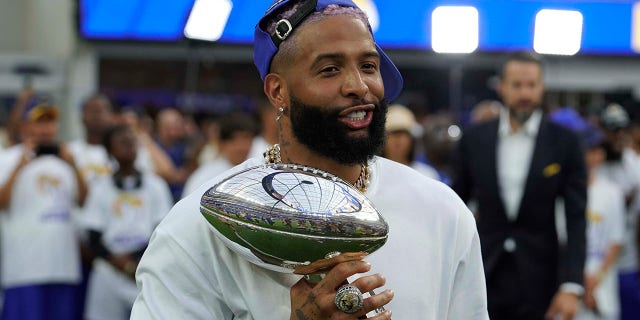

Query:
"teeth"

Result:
[[347, 110, 366, 120]]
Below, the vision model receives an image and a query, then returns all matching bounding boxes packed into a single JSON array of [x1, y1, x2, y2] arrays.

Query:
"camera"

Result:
[[35, 144, 60, 157]]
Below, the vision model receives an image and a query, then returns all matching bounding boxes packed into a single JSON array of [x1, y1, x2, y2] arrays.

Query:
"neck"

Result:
[[85, 133, 102, 145], [116, 164, 137, 176], [277, 142, 364, 188]]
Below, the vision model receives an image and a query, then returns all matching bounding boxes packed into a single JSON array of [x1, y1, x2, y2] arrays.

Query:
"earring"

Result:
[[276, 106, 285, 121]]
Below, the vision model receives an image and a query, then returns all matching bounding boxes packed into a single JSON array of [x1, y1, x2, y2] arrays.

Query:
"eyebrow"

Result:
[[310, 51, 380, 69]]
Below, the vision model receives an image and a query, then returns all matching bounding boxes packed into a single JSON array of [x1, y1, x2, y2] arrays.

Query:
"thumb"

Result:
[[290, 277, 314, 297]]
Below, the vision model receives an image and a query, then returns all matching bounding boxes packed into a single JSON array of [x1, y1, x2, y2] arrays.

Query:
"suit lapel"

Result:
[[517, 118, 549, 219]]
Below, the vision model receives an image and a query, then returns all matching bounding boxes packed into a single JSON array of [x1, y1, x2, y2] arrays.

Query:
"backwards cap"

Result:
[[253, 0, 403, 101]]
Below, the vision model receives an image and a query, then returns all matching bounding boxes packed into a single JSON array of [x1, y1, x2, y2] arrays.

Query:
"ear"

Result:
[[264, 73, 288, 109]]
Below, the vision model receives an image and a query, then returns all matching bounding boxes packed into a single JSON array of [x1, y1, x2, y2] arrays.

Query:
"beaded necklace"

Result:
[[264, 144, 370, 193]]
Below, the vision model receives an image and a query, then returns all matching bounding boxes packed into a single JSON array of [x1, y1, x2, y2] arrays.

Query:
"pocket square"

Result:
[[543, 163, 561, 177]]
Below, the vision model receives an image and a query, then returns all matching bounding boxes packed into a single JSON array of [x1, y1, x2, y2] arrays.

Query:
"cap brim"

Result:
[[26, 107, 59, 122], [377, 43, 403, 102]]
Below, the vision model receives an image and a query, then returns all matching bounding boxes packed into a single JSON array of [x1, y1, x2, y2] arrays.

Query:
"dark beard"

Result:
[[289, 95, 388, 165], [509, 108, 534, 125], [603, 141, 623, 162]]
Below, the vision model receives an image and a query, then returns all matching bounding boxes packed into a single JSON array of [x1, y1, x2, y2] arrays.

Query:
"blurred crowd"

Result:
[[0, 81, 639, 319]]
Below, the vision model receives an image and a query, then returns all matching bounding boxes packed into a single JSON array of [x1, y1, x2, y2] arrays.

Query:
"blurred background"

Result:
[[1, 0, 640, 142]]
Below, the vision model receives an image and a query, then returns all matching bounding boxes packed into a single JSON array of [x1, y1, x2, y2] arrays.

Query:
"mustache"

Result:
[[328, 99, 384, 114]]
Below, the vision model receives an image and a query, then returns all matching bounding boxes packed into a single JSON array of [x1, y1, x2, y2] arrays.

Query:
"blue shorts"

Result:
[[2, 284, 77, 320], [619, 270, 640, 320]]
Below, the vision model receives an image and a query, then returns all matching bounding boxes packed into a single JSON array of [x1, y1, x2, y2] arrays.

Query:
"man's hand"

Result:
[[545, 291, 579, 320], [290, 252, 393, 319]]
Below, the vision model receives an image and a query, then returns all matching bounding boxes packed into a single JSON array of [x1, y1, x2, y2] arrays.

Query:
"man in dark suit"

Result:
[[453, 51, 587, 320]]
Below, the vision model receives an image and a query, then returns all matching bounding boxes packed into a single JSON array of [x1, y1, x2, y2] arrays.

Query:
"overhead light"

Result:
[[353, 0, 380, 32], [184, 0, 233, 41], [431, 6, 479, 54], [632, 2, 640, 53], [533, 9, 583, 55]]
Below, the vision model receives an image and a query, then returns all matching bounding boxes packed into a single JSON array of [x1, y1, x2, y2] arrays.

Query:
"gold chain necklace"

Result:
[[264, 144, 370, 193]]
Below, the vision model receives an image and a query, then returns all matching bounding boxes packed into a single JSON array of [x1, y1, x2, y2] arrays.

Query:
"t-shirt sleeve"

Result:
[[152, 176, 174, 225], [131, 225, 233, 320], [81, 180, 107, 231], [607, 185, 626, 244], [447, 208, 490, 320]]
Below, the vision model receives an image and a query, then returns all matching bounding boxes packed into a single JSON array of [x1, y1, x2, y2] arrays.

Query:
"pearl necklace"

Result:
[[264, 144, 370, 193]]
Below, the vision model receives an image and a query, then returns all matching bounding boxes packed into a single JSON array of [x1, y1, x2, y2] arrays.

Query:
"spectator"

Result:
[[182, 112, 257, 197], [381, 104, 440, 180], [0, 98, 88, 320], [596, 103, 640, 320], [580, 123, 625, 320], [154, 108, 192, 202], [453, 51, 587, 320], [82, 124, 172, 320]]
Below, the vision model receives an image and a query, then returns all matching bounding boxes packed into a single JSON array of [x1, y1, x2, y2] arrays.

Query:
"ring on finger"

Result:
[[334, 284, 364, 314]]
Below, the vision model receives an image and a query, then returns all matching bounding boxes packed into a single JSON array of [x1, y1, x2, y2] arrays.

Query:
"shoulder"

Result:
[[370, 158, 479, 247], [159, 157, 264, 235], [371, 157, 470, 219]]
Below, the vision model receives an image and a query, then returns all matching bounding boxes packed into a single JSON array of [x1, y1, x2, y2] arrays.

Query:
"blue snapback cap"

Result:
[[253, 0, 403, 102]]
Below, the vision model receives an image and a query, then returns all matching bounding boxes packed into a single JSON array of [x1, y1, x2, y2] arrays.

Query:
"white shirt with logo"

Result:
[[81, 173, 173, 255], [0, 145, 81, 287]]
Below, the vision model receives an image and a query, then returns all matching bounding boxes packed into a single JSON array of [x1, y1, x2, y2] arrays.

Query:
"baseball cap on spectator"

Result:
[[253, 0, 403, 102], [549, 107, 588, 132], [386, 104, 416, 132], [599, 103, 629, 130], [22, 97, 59, 122]]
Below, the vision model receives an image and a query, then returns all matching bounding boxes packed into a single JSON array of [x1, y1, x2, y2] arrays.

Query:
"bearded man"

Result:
[[453, 51, 587, 320], [131, 1, 488, 319]]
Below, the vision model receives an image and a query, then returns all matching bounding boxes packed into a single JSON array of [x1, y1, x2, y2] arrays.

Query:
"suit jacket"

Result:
[[453, 116, 587, 314]]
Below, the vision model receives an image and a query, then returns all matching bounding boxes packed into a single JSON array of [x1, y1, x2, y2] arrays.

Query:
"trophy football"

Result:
[[199, 163, 389, 275]]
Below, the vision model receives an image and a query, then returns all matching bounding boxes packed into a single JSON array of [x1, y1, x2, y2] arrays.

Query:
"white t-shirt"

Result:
[[81, 173, 173, 255], [131, 156, 489, 319], [411, 160, 440, 180], [578, 175, 626, 319], [68, 139, 112, 184], [248, 136, 270, 160], [599, 149, 640, 272], [182, 157, 233, 199], [0, 145, 81, 287]]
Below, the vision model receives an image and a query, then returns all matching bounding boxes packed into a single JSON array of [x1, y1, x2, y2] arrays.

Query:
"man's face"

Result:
[[498, 61, 544, 124], [25, 118, 58, 145], [83, 97, 114, 135], [281, 15, 386, 164], [222, 131, 255, 166], [109, 129, 138, 165]]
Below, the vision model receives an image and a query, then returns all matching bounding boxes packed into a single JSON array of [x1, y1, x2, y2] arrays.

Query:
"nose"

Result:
[[341, 68, 369, 99]]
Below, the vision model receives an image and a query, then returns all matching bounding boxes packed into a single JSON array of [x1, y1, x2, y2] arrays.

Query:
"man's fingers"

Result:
[[294, 252, 368, 275], [321, 260, 372, 291], [367, 309, 392, 319], [362, 289, 394, 316], [350, 273, 386, 294]]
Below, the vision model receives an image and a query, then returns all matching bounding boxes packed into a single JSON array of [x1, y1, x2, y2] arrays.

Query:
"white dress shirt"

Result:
[[497, 108, 542, 221]]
